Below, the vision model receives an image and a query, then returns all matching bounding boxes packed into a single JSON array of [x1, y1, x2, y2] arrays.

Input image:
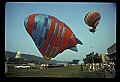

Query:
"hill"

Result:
[[5, 51, 69, 64]]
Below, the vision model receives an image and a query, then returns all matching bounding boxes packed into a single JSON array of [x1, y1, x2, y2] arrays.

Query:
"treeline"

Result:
[[83, 51, 103, 64]]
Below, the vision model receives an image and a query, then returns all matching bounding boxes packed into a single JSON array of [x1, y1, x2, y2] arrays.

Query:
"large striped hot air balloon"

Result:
[[24, 13, 83, 60], [84, 11, 101, 33]]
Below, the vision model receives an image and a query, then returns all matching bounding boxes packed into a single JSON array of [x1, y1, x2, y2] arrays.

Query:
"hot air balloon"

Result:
[[24, 13, 83, 60], [84, 11, 101, 33]]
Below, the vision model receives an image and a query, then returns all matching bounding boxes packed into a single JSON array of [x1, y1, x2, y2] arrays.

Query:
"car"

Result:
[[28, 63, 36, 69], [14, 64, 31, 69]]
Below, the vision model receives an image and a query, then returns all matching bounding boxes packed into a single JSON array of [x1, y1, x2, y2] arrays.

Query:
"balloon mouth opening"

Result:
[[89, 29, 95, 33], [43, 55, 51, 60]]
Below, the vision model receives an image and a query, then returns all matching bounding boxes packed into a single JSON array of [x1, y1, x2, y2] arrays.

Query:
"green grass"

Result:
[[7, 65, 98, 78]]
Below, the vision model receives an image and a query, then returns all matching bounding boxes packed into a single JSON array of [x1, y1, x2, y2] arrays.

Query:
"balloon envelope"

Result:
[[24, 14, 83, 60], [84, 11, 101, 33]]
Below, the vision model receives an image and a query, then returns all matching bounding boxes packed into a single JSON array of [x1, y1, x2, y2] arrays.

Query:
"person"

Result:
[[114, 64, 116, 77], [89, 64, 92, 72], [96, 63, 99, 71], [111, 64, 116, 76], [92, 63, 95, 71], [80, 64, 83, 71], [5, 62, 8, 76]]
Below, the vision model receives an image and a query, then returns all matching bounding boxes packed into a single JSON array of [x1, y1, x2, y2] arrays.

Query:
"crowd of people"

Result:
[[87, 62, 116, 76]]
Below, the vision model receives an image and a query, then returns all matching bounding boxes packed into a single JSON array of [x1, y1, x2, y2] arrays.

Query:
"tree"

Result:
[[72, 59, 80, 64]]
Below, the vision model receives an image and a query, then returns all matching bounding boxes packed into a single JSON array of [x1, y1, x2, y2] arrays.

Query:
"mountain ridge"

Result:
[[5, 51, 69, 64]]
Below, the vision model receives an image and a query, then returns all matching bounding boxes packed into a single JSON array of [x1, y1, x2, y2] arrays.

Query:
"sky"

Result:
[[5, 2, 116, 61]]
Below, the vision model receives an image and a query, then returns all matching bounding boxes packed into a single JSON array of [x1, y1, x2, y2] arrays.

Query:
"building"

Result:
[[106, 43, 116, 64], [101, 54, 106, 63]]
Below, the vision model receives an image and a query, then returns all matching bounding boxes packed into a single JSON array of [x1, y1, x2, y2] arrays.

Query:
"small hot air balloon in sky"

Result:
[[84, 11, 101, 33], [24, 13, 83, 60]]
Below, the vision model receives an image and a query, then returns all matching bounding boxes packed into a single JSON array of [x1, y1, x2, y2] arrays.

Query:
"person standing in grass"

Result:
[[89, 64, 92, 72], [5, 61, 8, 76], [80, 64, 83, 71]]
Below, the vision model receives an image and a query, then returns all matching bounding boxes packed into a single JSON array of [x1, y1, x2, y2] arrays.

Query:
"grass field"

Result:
[[7, 65, 98, 78]]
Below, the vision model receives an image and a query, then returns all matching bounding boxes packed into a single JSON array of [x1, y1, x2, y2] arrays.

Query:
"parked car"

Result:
[[14, 64, 31, 69], [28, 63, 36, 68]]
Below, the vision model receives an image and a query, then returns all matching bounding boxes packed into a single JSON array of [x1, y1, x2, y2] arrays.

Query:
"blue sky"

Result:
[[5, 2, 116, 61]]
